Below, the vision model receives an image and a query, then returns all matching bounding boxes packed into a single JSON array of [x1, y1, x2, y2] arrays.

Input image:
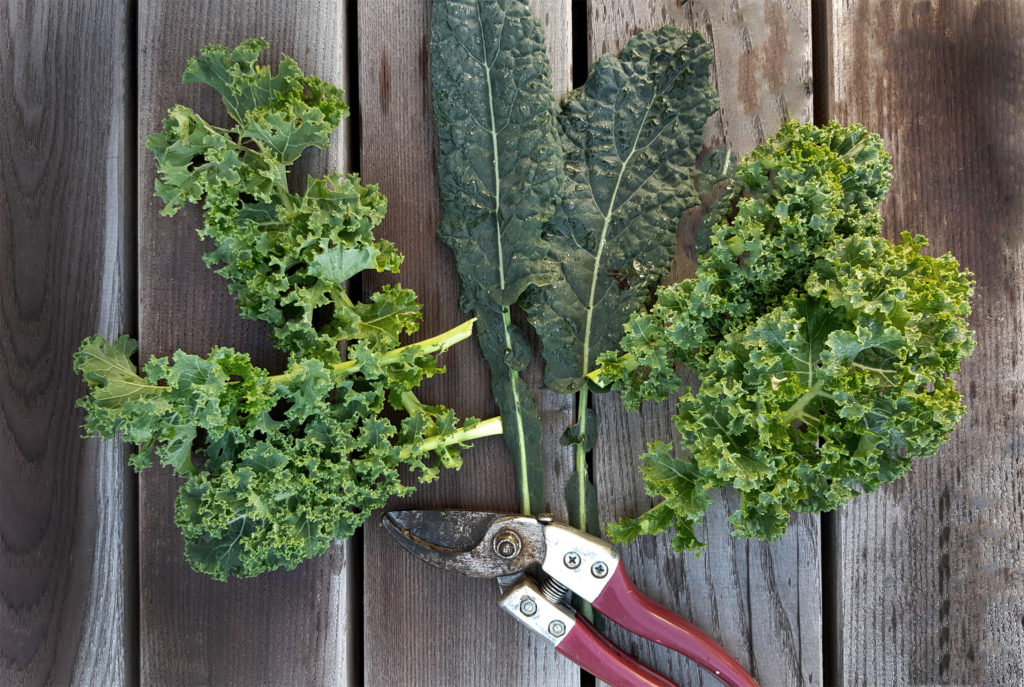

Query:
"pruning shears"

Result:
[[382, 509, 759, 687]]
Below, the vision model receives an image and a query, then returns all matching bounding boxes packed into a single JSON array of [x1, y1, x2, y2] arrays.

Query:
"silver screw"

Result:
[[548, 620, 566, 637], [591, 561, 608, 578], [520, 596, 538, 617], [537, 512, 554, 524], [493, 530, 522, 559], [563, 551, 581, 569]]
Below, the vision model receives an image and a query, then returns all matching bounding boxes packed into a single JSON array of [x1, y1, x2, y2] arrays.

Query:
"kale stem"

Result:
[[405, 416, 504, 455], [574, 385, 590, 526], [131, 319, 478, 393], [399, 390, 423, 415], [269, 318, 477, 384]]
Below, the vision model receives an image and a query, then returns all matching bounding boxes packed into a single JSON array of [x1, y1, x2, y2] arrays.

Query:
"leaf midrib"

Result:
[[475, 1, 531, 515], [580, 88, 660, 379]]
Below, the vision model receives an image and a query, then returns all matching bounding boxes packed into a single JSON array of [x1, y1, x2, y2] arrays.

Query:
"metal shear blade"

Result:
[[381, 509, 545, 578]]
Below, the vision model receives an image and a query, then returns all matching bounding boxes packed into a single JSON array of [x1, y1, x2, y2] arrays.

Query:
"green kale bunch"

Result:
[[75, 40, 500, 580], [597, 121, 975, 551]]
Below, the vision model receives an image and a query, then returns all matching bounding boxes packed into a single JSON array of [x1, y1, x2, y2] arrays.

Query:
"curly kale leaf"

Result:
[[75, 40, 501, 580], [75, 326, 491, 581], [600, 121, 975, 551], [147, 38, 404, 364]]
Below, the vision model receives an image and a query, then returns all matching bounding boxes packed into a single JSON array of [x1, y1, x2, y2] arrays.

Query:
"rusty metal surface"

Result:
[[382, 510, 546, 579]]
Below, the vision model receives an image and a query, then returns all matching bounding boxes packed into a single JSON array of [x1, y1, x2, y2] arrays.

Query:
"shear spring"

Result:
[[541, 576, 569, 604]]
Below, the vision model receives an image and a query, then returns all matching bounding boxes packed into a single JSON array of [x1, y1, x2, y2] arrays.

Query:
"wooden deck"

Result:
[[2, 1, 1022, 685]]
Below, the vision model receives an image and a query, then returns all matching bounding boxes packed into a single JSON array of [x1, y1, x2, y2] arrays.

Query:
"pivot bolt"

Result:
[[563, 551, 581, 569], [519, 596, 538, 617], [493, 530, 522, 559], [537, 512, 554, 524], [548, 620, 566, 637], [591, 561, 608, 578]]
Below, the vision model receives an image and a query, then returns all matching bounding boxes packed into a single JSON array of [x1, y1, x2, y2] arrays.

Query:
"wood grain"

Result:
[[357, 2, 579, 685], [0, 0, 135, 684], [523, 0, 576, 530], [136, 2, 355, 684], [827, 2, 1024, 684], [588, 2, 821, 686], [5, 1, 1022, 684]]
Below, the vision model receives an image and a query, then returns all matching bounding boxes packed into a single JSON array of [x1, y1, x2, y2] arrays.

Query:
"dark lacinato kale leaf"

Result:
[[430, 0, 564, 514], [524, 26, 719, 395], [523, 25, 718, 534], [430, 14, 720, 539]]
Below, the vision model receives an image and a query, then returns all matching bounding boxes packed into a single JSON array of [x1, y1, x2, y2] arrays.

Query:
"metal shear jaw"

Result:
[[380, 509, 545, 578]]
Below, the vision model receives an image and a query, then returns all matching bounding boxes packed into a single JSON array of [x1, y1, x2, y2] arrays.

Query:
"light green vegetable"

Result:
[[597, 121, 975, 551], [75, 39, 502, 580]]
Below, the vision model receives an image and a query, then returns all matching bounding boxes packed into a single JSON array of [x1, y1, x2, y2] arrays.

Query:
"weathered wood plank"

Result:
[[588, 2, 821, 686], [357, 2, 579, 685], [523, 0, 577, 528], [827, 2, 1024, 684], [136, 3, 354, 684], [0, 1, 135, 684]]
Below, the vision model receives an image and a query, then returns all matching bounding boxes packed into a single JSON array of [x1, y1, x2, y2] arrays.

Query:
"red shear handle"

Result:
[[592, 566, 759, 687], [556, 615, 677, 687]]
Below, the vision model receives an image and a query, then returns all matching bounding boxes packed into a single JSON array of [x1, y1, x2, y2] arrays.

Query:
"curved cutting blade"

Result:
[[382, 509, 545, 578]]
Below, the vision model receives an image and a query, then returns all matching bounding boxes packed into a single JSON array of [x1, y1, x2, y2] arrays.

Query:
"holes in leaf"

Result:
[[607, 268, 632, 290], [238, 192, 257, 205], [189, 154, 206, 170], [792, 420, 809, 433], [313, 302, 335, 330], [281, 304, 304, 321], [269, 399, 293, 422]]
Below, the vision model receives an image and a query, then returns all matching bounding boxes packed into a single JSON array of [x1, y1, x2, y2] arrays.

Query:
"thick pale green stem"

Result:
[[498, 306, 532, 515], [406, 416, 504, 456], [574, 385, 590, 528], [131, 318, 478, 392], [269, 318, 477, 384]]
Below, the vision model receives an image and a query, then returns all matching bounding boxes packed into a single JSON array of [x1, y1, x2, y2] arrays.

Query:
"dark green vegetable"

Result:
[[524, 25, 718, 535], [430, 0, 563, 515], [431, 4, 720, 538]]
